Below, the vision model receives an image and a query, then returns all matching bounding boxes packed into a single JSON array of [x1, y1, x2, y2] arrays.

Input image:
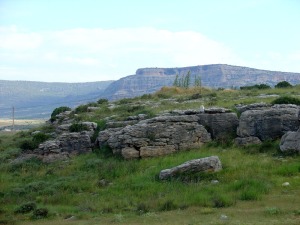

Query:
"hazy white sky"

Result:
[[0, 0, 300, 82]]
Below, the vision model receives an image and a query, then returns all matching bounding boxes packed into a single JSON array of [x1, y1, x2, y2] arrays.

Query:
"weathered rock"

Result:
[[237, 104, 300, 141], [98, 115, 211, 159], [121, 147, 140, 159], [58, 132, 93, 154], [106, 120, 139, 128], [235, 103, 271, 114], [56, 124, 72, 134], [31, 131, 93, 162], [204, 107, 231, 114], [234, 136, 262, 146], [37, 140, 61, 154], [87, 107, 100, 112], [279, 129, 300, 154], [197, 113, 239, 139], [97, 128, 123, 149], [159, 156, 222, 180]]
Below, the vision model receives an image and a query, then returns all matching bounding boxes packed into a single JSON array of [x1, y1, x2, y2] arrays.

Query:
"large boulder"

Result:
[[279, 129, 300, 154], [98, 115, 212, 159], [237, 104, 300, 141], [159, 156, 222, 180]]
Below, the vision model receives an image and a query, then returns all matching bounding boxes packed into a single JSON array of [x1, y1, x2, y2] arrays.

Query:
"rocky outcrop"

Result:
[[159, 156, 222, 180], [33, 131, 93, 163], [279, 129, 300, 154], [163, 108, 239, 140], [237, 104, 300, 141], [98, 115, 212, 159]]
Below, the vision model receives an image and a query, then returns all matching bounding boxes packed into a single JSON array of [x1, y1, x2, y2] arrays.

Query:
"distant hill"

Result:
[[103, 64, 300, 100], [1, 64, 300, 119], [0, 80, 113, 119]]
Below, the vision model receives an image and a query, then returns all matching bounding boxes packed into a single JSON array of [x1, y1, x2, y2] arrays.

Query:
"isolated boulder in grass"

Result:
[[159, 156, 222, 180], [280, 129, 300, 154]]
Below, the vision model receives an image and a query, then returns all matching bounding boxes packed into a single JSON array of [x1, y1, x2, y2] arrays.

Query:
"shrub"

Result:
[[50, 106, 71, 122], [240, 84, 271, 90], [31, 208, 48, 219], [275, 81, 293, 88], [32, 133, 50, 144], [74, 104, 89, 113], [97, 98, 108, 105], [14, 202, 36, 214], [272, 96, 300, 105], [20, 140, 38, 151], [20, 133, 50, 151], [69, 123, 89, 132]]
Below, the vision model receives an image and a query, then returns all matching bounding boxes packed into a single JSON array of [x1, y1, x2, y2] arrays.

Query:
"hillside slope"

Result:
[[0, 80, 113, 119]]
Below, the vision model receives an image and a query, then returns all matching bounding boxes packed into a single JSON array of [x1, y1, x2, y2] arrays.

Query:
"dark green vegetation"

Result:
[[240, 84, 271, 90], [50, 106, 71, 122], [0, 84, 300, 224], [272, 96, 300, 105], [275, 81, 293, 88]]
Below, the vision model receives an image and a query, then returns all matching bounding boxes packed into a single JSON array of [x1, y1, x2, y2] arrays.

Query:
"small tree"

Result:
[[173, 74, 179, 87], [183, 71, 191, 88], [275, 81, 293, 88]]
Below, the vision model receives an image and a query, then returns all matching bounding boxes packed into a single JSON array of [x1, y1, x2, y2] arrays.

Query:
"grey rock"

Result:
[[99, 115, 211, 159], [159, 156, 222, 180], [106, 120, 139, 128], [235, 136, 262, 146], [56, 124, 72, 134], [58, 132, 92, 154], [121, 147, 140, 159], [237, 104, 300, 141], [197, 112, 239, 140], [31, 131, 41, 136], [279, 130, 300, 153], [235, 103, 271, 113], [204, 107, 231, 114], [87, 107, 100, 112]]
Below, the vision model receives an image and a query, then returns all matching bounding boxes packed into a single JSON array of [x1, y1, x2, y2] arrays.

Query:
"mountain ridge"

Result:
[[1, 64, 300, 119], [104, 64, 300, 99]]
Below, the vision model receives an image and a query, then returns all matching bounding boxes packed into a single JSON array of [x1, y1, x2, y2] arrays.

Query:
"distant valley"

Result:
[[1, 64, 300, 119]]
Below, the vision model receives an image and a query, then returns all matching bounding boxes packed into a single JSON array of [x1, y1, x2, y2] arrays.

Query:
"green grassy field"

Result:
[[0, 85, 299, 225]]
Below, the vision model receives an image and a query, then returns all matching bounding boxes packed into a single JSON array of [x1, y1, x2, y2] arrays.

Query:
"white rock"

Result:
[[282, 182, 290, 187], [220, 214, 228, 220]]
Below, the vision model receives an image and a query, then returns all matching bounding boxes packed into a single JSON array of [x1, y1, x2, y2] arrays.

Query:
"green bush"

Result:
[[240, 84, 271, 90], [272, 96, 300, 105], [74, 104, 89, 113], [97, 98, 108, 104], [20, 139, 38, 151], [50, 106, 71, 122], [14, 202, 37, 214], [31, 208, 48, 219], [20, 133, 50, 151], [275, 81, 293, 88], [69, 123, 89, 132]]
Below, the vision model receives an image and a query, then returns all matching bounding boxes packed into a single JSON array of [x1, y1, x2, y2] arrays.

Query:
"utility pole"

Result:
[[12, 106, 15, 131]]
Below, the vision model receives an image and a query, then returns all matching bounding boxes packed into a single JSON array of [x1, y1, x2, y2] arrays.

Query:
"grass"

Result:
[[0, 85, 300, 224], [0, 141, 299, 224]]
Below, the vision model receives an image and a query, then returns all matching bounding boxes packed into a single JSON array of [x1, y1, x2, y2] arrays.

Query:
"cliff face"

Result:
[[103, 64, 300, 100]]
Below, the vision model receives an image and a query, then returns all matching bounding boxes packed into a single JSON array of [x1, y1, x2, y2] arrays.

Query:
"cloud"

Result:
[[0, 26, 42, 50], [0, 26, 239, 82]]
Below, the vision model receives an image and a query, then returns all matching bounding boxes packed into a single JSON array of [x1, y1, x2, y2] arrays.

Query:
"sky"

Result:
[[0, 0, 300, 82]]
